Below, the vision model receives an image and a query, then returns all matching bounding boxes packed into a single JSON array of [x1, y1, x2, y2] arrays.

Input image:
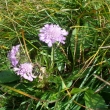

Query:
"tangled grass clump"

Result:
[[0, 0, 110, 109]]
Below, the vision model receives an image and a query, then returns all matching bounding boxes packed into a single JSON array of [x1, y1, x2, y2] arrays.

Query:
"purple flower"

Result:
[[8, 45, 20, 67], [13, 63, 37, 81], [39, 24, 68, 47], [8, 45, 37, 81]]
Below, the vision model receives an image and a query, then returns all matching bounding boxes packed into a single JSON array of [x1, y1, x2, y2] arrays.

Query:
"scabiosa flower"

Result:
[[13, 63, 37, 81], [39, 24, 68, 47], [8, 45, 20, 67]]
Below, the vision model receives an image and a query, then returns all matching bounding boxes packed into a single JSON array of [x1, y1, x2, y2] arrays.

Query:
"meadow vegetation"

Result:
[[0, 0, 110, 109]]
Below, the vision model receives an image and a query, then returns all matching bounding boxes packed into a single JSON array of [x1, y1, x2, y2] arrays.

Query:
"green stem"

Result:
[[51, 45, 54, 68]]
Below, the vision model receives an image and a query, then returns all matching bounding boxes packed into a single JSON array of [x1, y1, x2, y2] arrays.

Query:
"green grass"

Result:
[[0, 0, 110, 109]]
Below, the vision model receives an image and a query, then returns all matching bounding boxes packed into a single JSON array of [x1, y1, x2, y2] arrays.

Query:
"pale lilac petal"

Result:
[[44, 24, 50, 28], [39, 24, 68, 47], [39, 36, 45, 41], [8, 44, 20, 67], [62, 29, 68, 36], [23, 74, 33, 81], [11, 59, 19, 67], [48, 42, 52, 47], [13, 67, 19, 71], [14, 63, 36, 81]]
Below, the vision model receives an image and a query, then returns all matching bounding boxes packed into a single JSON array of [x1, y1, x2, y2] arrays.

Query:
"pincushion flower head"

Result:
[[39, 24, 68, 47], [8, 45, 37, 81], [8, 45, 20, 67], [13, 63, 37, 81]]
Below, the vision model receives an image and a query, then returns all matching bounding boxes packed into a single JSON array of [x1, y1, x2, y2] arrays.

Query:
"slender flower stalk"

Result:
[[39, 24, 68, 47], [51, 46, 54, 67]]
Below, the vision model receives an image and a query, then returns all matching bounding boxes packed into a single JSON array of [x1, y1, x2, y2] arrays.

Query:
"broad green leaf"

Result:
[[84, 90, 108, 110], [0, 70, 19, 83], [0, 107, 6, 110]]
